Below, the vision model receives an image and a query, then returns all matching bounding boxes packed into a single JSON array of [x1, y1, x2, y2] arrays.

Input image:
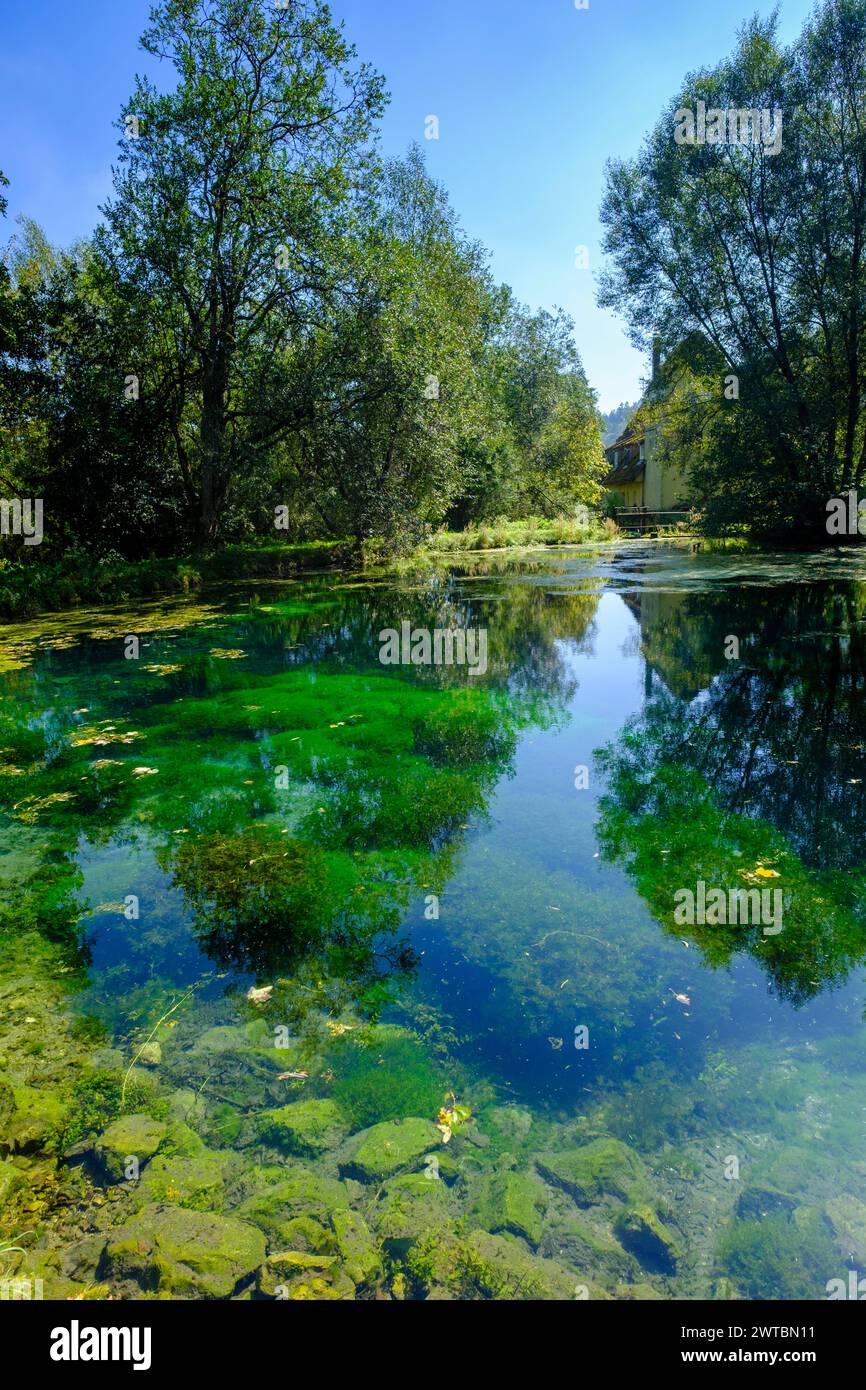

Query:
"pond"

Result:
[[2, 541, 866, 1301]]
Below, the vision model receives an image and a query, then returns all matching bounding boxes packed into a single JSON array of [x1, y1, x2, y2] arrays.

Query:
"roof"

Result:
[[604, 459, 646, 487]]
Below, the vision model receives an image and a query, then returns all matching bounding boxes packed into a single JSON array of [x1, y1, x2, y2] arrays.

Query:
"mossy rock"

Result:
[[613, 1206, 682, 1274], [0, 1158, 26, 1209], [341, 1117, 441, 1182], [545, 1209, 637, 1281], [137, 1147, 238, 1212], [487, 1107, 533, 1142], [824, 1194, 866, 1265], [615, 1282, 665, 1300], [7, 1084, 66, 1154], [274, 1216, 336, 1255], [735, 1184, 797, 1222], [256, 1099, 347, 1157], [237, 1168, 350, 1244], [191, 1026, 251, 1055], [331, 1209, 383, 1288], [168, 1088, 209, 1129], [462, 1230, 608, 1301], [94, 1115, 169, 1183], [472, 1171, 546, 1247], [257, 1251, 355, 1301], [369, 1172, 453, 1258], [537, 1139, 650, 1206], [100, 1206, 266, 1298], [0, 1079, 15, 1130], [716, 1209, 838, 1300], [328, 1026, 444, 1129]]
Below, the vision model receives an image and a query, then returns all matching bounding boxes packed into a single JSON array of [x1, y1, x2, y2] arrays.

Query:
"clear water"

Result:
[[3, 542, 866, 1300]]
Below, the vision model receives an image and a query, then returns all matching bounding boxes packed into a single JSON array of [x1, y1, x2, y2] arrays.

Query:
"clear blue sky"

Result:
[[0, 0, 816, 409]]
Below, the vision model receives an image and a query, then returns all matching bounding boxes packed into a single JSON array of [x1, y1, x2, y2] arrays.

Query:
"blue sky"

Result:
[[0, 0, 816, 409]]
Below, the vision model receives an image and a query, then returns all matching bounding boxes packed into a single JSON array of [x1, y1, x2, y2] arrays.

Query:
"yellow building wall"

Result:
[[643, 425, 690, 510]]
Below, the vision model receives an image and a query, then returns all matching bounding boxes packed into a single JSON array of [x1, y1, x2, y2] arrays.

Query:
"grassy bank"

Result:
[[0, 541, 350, 619], [0, 516, 661, 621]]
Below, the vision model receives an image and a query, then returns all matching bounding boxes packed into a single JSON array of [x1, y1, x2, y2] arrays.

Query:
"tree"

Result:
[[0, 176, 50, 499], [599, 0, 866, 538], [282, 145, 501, 548], [453, 301, 605, 523], [99, 0, 385, 540]]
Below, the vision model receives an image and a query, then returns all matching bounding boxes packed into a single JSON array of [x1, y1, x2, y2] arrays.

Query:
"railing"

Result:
[[615, 510, 691, 534]]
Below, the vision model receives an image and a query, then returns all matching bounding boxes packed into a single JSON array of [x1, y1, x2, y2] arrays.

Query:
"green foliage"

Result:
[[58, 1070, 165, 1152], [599, 2, 866, 538], [328, 1028, 445, 1129]]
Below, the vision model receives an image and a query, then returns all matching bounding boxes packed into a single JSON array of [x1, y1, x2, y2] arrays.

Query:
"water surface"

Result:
[[3, 542, 866, 1300]]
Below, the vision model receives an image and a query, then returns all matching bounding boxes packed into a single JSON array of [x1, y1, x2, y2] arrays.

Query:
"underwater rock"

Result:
[[0, 1078, 15, 1130], [60, 1235, 110, 1283], [137, 1042, 162, 1067], [543, 1209, 637, 1280], [237, 1167, 350, 1244], [331, 1209, 383, 1287], [471, 1170, 546, 1247], [257, 1251, 355, 1300], [341, 1117, 441, 1182], [613, 1206, 683, 1274], [100, 1206, 267, 1298], [487, 1107, 534, 1142], [537, 1139, 650, 1206], [463, 1229, 606, 1301], [6, 1084, 67, 1154], [615, 1282, 665, 1300], [824, 1193, 866, 1265], [93, 1115, 168, 1183], [369, 1172, 453, 1258], [137, 1147, 240, 1212], [273, 1216, 336, 1255], [735, 1184, 798, 1222], [0, 1157, 26, 1208], [256, 1099, 347, 1157], [168, 1088, 209, 1128], [191, 1026, 251, 1054]]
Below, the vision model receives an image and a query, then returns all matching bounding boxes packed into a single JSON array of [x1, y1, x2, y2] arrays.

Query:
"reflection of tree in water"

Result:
[[0, 574, 601, 1020], [596, 581, 866, 1005]]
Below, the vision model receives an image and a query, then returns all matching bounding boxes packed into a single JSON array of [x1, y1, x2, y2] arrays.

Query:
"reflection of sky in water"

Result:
[[11, 543, 866, 1116]]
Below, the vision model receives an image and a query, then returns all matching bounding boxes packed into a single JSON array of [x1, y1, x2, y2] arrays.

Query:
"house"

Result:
[[602, 345, 691, 514], [603, 418, 692, 513]]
